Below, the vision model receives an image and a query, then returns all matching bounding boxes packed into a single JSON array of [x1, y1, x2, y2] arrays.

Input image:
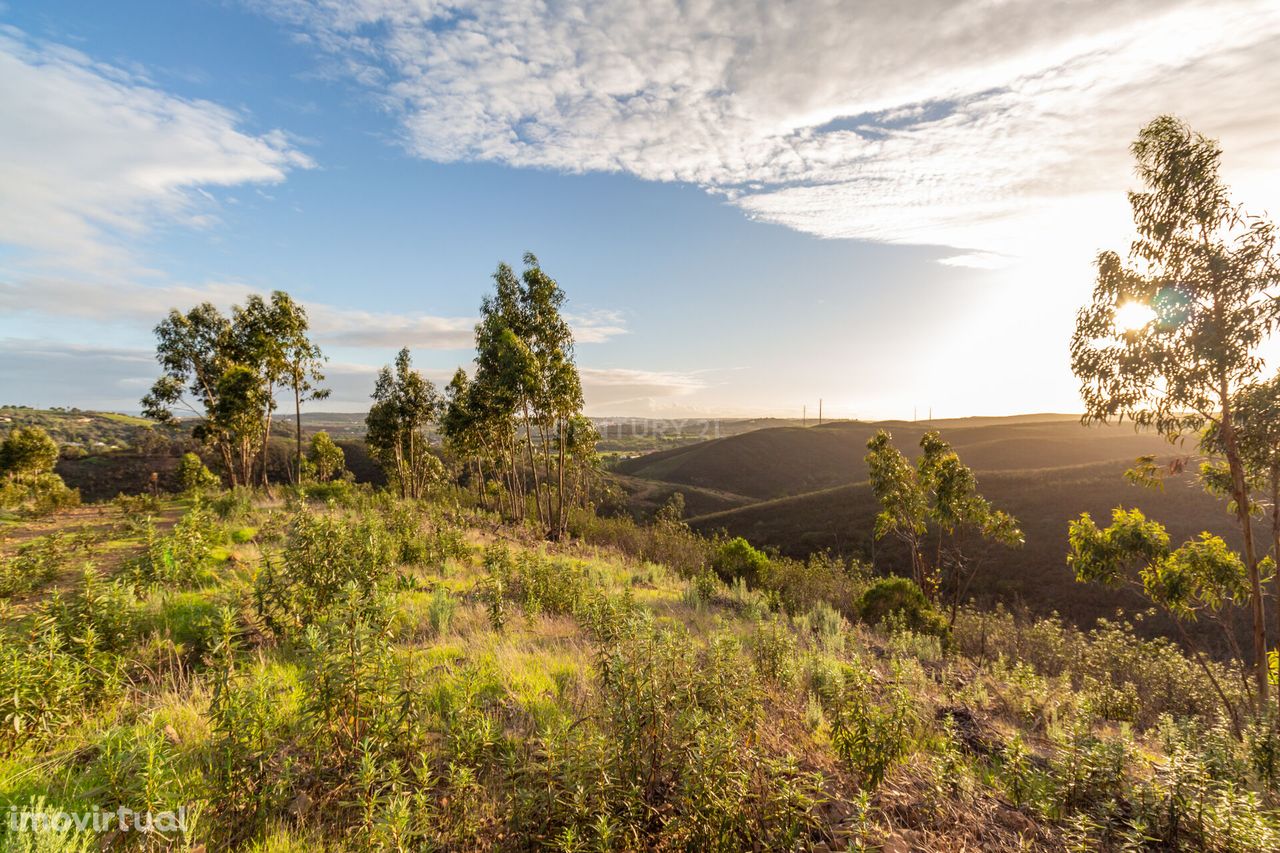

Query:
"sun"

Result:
[[1114, 301, 1155, 332]]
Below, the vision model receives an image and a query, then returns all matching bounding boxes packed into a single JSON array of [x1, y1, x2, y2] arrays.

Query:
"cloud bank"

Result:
[[0, 26, 311, 276], [256, 0, 1280, 260]]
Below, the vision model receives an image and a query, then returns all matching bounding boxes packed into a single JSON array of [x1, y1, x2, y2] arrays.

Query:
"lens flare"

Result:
[[1114, 301, 1155, 332]]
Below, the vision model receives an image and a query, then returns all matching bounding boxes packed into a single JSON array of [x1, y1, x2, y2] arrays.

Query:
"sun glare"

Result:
[[1114, 301, 1155, 332]]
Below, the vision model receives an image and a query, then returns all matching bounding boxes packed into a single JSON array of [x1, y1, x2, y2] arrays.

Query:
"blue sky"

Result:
[[3, 0, 1279, 418]]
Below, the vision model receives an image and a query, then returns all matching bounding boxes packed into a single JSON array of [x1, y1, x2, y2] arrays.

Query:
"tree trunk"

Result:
[[1272, 466, 1280, 718], [1220, 379, 1268, 707], [294, 381, 303, 485], [260, 400, 274, 494], [556, 417, 567, 539], [522, 405, 545, 528]]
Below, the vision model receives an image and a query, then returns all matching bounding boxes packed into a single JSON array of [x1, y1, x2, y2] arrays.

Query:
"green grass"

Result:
[[2, 492, 1279, 851]]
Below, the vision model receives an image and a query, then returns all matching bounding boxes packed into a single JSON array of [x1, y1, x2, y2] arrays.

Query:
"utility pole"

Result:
[[803, 404, 806, 427], [819, 399, 823, 425]]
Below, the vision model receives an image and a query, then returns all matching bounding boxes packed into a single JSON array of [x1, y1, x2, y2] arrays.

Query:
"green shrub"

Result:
[[826, 660, 917, 791], [209, 487, 254, 521], [711, 536, 770, 588], [426, 586, 458, 637], [178, 452, 220, 494], [253, 510, 394, 635], [0, 531, 86, 598], [857, 576, 949, 639], [131, 505, 219, 586]]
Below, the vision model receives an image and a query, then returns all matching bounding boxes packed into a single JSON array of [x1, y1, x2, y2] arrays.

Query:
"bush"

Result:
[[131, 505, 219, 586], [0, 531, 87, 598], [857, 576, 949, 639], [178, 452, 220, 494], [253, 510, 395, 635], [711, 536, 770, 588], [0, 426, 79, 517]]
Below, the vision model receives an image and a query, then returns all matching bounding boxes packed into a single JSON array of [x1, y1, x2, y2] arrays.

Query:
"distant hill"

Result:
[[610, 414, 1245, 648], [0, 405, 174, 451], [615, 418, 1180, 500], [277, 412, 806, 454], [684, 459, 1243, 651]]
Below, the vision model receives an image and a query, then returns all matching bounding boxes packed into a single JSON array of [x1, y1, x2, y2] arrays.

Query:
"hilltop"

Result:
[[615, 417, 1178, 500], [0, 406, 171, 452]]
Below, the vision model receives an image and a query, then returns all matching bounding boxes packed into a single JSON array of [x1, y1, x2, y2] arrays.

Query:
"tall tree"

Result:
[[462, 254, 588, 538], [366, 348, 442, 499], [268, 292, 329, 483], [1070, 115, 1280, 704], [232, 295, 284, 490], [141, 304, 240, 483]]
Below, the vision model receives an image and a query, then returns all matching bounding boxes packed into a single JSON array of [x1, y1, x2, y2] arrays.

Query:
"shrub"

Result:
[[0, 531, 86, 598], [178, 452, 220, 493], [857, 576, 949, 639], [0, 426, 80, 517], [209, 487, 254, 521], [711, 536, 770, 588], [826, 659, 917, 791], [131, 505, 219, 586], [426, 586, 458, 637], [253, 510, 395, 635]]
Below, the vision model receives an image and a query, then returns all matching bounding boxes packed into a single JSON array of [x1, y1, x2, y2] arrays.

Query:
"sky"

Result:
[[2, 0, 1280, 420]]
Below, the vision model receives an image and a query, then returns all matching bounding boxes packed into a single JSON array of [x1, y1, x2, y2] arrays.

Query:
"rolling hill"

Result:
[[615, 414, 1246, 648], [615, 416, 1183, 500]]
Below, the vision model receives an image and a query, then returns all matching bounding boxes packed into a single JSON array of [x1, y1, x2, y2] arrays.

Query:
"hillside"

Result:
[[615, 418, 1178, 500], [686, 460, 1241, 645], [2, 490, 1274, 850], [0, 406, 174, 452]]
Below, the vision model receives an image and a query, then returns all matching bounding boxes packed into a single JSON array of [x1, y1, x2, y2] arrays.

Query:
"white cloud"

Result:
[[0, 25, 311, 276], [0, 276, 627, 350], [254, 0, 1280, 260]]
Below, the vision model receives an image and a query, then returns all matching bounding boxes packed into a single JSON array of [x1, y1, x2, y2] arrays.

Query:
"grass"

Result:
[[1, 490, 1278, 850]]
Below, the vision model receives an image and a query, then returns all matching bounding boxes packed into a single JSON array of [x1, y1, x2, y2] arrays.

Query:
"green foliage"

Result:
[[131, 505, 219, 586], [0, 531, 90, 598], [142, 292, 328, 490], [0, 426, 59, 476], [1070, 115, 1280, 703], [1068, 507, 1249, 727], [178, 451, 220, 494], [711, 536, 770, 587], [824, 659, 917, 791], [306, 430, 346, 482], [441, 255, 593, 538], [857, 576, 949, 638], [0, 426, 79, 517], [366, 348, 442, 500], [425, 586, 458, 637], [253, 510, 395, 635], [865, 429, 1021, 602]]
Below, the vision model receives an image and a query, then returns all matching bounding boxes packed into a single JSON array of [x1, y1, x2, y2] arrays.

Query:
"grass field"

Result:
[[2, 489, 1276, 850]]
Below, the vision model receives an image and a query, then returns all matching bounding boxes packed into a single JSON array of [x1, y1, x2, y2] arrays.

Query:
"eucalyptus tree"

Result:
[[866, 430, 1022, 618], [271, 292, 329, 482], [141, 304, 240, 483], [232, 295, 284, 489], [307, 430, 346, 482], [366, 348, 442, 499], [141, 292, 327, 490], [1070, 115, 1280, 703], [463, 254, 588, 538], [1068, 507, 1249, 736]]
